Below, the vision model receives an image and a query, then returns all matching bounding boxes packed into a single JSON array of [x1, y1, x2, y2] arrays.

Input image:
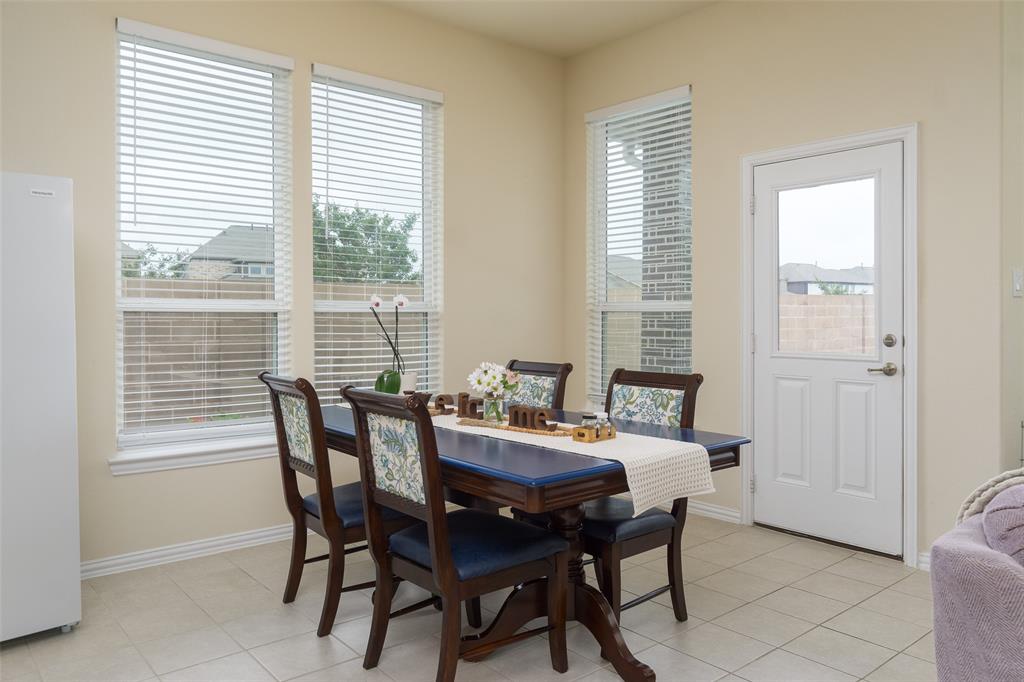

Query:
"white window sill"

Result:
[[109, 433, 278, 475]]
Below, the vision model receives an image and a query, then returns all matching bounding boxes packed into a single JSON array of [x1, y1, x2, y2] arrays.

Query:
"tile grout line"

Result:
[[659, 549, 935, 670]]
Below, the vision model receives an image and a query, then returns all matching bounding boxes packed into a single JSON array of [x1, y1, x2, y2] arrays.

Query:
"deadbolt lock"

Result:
[[882, 333, 898, 348]]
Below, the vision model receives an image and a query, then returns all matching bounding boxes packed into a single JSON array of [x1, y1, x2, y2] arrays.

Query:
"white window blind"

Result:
[[311, 66, 443, 402], [116, 22, 292, 448], [586, 88, 693, 402]]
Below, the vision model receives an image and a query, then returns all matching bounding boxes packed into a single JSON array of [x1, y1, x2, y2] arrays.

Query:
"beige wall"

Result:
[[1, 1, 565, 561], [1003, 1, 1024, 473], [562, 1, 1005, 553], [1, 0, 1016, 564]]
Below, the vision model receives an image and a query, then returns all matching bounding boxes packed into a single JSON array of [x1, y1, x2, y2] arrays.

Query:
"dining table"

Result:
[[322, 404, 750, 682]]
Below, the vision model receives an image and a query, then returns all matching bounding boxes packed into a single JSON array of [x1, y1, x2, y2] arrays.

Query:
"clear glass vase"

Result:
[[482, 395, 504, 423]]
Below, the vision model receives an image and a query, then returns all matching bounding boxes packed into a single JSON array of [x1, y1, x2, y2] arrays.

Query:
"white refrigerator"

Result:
[[1, 172, 81, 640]]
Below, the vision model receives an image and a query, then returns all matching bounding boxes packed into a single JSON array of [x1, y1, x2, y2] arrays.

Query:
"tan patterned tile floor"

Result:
[[0, 517, 938, 681]]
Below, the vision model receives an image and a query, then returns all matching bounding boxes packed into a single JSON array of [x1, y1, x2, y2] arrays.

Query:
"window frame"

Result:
[[310, 64, 444, 400], [585, 86, 693, 404], [111, 20, 294, 470]]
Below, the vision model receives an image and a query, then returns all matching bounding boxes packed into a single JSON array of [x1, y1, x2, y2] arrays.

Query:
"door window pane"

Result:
[[777, 178, 876, 355]]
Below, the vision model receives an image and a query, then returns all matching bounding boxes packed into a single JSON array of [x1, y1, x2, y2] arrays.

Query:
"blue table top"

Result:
[[322, 405, 750, 489]]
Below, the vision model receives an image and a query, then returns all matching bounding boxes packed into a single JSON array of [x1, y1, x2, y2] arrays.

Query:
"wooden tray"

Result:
[[456, 418, 573, 438]]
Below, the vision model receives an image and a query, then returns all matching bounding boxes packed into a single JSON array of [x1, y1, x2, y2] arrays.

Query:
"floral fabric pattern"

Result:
[[280, 394, 314, 466], [367, 413, 425, 504], [609, 384, 685, 427], [509, 374, 557, 408]]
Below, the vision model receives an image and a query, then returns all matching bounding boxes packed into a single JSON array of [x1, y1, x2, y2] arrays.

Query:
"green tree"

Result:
[[121, 244, 188, 279], [815, 278, 853, 295], [312, 197, 420, 283]]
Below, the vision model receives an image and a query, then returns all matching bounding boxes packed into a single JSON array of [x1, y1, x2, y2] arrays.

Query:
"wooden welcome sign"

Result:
[[455, 392, 483, 419], [433, 393, 456, 415], [507, 405, 557, 432]]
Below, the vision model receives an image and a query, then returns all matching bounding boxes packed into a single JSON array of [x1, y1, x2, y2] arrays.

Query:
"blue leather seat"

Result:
[[389, 509, 569, 581], [302, 482, 404, 528], [581, 496, 675, 543]]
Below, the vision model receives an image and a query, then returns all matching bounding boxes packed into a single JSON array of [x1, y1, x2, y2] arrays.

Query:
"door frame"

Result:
[[739, 125, 920, 567]]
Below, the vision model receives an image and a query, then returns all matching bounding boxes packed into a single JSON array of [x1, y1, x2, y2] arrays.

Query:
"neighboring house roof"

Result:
[[120, 242, 142, 259], [607, 254, 642, 288], [190, 224, 273, 262], [779, 262, 874, 284]]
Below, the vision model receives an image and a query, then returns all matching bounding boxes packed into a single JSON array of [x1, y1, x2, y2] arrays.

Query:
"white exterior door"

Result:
[[752, 142, 904, 555]]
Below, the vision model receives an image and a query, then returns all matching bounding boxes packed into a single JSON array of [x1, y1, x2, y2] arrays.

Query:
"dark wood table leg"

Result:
[[460, 578, 547, 661], [463, 505, 654, 680], [548, 506, 655, 682]]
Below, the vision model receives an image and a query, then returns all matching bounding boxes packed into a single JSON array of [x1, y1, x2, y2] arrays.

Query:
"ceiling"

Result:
[[388, 1, 711, 57]]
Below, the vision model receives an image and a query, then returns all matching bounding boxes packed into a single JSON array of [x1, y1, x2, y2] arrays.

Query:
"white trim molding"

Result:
[[687, 501, 743, 525], [108, 433, 277, 475], [739, 124, 920, 568], [585, 84, 691, 122], [313, 63, 443, 104], [81, 523, 295, 579], [116, 18, 294, 70]]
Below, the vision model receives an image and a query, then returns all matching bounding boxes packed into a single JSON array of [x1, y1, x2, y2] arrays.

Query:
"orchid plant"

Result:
[[467, 362, 521, 399], [370, 294, 410, 393]]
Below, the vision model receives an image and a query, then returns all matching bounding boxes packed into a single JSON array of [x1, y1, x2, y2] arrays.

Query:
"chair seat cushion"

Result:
[[581, 496, 676, 544], [389, 509, 569, 581], [302, 482, 404, 528]]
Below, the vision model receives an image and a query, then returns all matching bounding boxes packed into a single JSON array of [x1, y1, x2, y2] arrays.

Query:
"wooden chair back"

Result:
[[505, 359, 574, 410], [342, 387, 456, 592], [259, 372, 342, 530], [603, 368, 703, 428]]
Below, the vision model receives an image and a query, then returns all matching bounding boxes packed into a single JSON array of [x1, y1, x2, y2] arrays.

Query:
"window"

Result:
[[116, 19, 292, 450], [311, 65, 443, 401], [585, 87, 693, 401]]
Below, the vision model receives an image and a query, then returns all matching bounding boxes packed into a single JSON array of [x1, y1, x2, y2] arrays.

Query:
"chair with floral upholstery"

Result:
[[586, 368, 704, 622], [258, 373, 415, 637], [342, 387, 570, 682], [505, 359, 573, 410]]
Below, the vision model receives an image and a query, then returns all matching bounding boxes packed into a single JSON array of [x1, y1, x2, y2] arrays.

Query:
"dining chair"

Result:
[[342, 387, 571, 682], [505, 359, 573, 410], [585, 368, 704, 622], [259, 373, 414, 637]]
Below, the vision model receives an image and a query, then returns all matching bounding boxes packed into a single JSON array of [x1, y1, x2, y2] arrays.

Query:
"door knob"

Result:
[[867, 363, 898, 376]]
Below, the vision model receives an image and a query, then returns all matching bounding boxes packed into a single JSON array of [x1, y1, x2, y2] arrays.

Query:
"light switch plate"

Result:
[[1014, 267, 1024, 298]]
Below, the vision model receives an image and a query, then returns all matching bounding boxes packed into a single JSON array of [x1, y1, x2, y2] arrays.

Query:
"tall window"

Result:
[[586, 87, 692, 402], [311, 65, 443, 401], [116, 20, 292, 448]]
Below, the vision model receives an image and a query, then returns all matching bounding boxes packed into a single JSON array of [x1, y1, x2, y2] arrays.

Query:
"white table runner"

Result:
[[431, 414, 714, 515]]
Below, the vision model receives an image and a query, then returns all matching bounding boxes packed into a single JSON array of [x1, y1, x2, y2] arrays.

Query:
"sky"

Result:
[[777, 177, 876, 270]]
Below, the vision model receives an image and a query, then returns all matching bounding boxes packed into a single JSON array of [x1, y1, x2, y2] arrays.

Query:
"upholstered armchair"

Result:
[[931, 470, 1024, 682]]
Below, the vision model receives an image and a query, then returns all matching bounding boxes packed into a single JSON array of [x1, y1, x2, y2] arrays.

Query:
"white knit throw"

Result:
[[956, 468, 1024, 524], [432, 414, 714, 515]]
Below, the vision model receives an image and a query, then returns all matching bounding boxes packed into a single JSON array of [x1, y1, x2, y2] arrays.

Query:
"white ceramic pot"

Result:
[[399, 371, 418, 393]]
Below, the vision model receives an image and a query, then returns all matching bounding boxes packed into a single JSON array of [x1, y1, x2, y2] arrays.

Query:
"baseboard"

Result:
[[80, 503, 915, 580], [684, 500, 930, 571], [686, 500, 743, 524], [81, 523, 295, 580]]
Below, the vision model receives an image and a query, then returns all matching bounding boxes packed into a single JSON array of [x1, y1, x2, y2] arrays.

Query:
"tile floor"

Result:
[[0, 516, 938, 682]]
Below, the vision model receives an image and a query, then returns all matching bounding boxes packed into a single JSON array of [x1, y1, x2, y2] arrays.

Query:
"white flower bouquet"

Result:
[[467, 362, 520, 422]]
